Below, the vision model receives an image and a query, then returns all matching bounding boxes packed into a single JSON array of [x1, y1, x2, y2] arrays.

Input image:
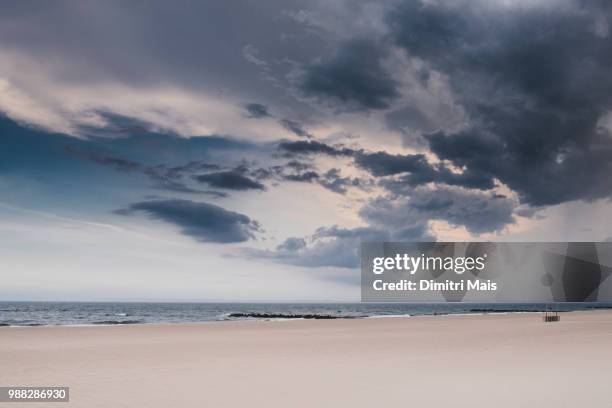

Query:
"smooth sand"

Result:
[[2, 311, 612, 408]]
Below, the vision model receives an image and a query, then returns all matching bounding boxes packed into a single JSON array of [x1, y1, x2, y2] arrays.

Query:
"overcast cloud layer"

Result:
[[2, 0, 612, 300]]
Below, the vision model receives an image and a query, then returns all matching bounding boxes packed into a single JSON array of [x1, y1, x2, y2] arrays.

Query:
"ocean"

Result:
[[1, 301, 611, 326]]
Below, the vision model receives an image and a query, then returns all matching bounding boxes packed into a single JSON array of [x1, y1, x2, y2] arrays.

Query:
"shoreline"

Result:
[[0, 311, 566, 328], [2, 306, 611, 328]]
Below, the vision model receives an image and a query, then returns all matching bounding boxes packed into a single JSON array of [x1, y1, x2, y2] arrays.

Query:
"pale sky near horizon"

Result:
[[2, 0, 612, 301]]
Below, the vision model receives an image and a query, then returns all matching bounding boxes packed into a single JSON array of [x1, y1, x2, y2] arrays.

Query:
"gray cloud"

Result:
[[298, 38, 400, 111], [361, 186, 515, 235], [244, 103, 271, 118], [279, 118, 312, 138], [116, 199, 261, 243], [378, 163, 495, 192], [279, 140, 493, 191], [280, 140, 495, 191], [283, 171, 319, 183], [194, 170, 265, 191], [277, 140, 354, 157], [317, 168, 364, 194], [354, 151, 430, 177], [281, 167, 366, 194]]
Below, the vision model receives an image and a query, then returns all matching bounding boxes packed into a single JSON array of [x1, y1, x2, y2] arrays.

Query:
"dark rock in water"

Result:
[[468, 308, 544, 313], [227, 313, 359, 320], [92, 320, 143, 325]]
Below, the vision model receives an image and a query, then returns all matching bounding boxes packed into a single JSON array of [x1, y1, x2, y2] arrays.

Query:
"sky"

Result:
[[2, 0, 612, 301]]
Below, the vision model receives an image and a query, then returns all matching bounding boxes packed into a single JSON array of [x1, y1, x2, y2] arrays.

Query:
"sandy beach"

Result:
[[2, 311, 612, 407]]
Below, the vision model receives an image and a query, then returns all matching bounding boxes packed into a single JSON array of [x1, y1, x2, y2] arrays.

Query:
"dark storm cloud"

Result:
[[247, 159, 317, 181], [277, 140, 354, 157], [284, 160, 313, 172], [408, 188, 515, 234], [354, 150, 495, 190], [278, 140, 495, 191], [354, 151, 430, 177], [361, 186, 515, 235], [378, 164, 495, 192], [162, 161, 221, 176], [318, 168, 364, 194], [194, 170, 265, 191], [227, 153, 366, 195], [299, 38, 400, 111], [116, 199, 261, 243], [283, 171, 319, 182], [386, 0, 612, 206], [279, 167, 366, 194], [244, 103, 271, 119], [279, 118, 312, 138]]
